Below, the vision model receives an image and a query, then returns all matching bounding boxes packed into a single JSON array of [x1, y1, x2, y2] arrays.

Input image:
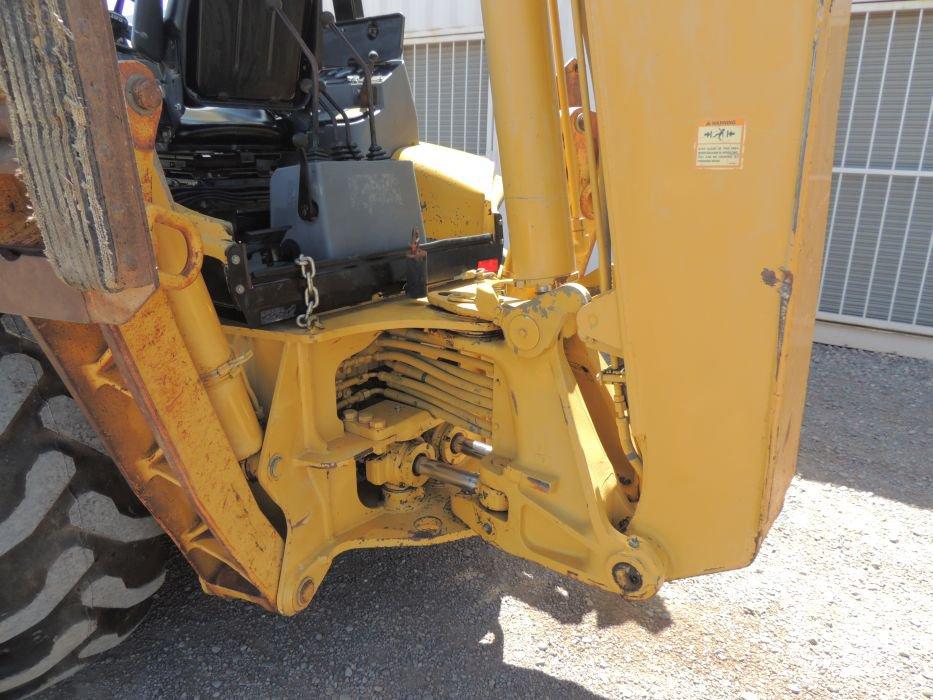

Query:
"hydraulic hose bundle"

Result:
[[337, 332, 494, 438]]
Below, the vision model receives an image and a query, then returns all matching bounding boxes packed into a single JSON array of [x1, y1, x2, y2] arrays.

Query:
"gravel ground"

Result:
[[40, 344, 933, 699]]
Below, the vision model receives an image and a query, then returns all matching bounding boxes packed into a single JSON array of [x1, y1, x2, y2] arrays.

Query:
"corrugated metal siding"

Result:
[[403, 40, 490, 155], [362, 0, 483, 34], [820, 8, 932, 331]]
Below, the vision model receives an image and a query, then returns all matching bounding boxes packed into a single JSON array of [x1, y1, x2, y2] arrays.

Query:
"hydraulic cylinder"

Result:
[[481, 0, 576, 287]]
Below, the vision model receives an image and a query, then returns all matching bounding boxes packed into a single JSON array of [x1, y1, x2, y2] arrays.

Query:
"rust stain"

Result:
[[774, 268, 795, 372], [119, 62, 162, 152], [29, 317, 280, 611], [760, 267, 779, 287]]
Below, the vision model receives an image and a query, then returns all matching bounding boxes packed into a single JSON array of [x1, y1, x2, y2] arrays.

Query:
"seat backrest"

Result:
[[165, 0, 322, 110]]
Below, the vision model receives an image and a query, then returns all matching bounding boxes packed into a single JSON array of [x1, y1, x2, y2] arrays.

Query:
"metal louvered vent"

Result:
[[403, 39, 492, 156], [820, 7, 932, 332]]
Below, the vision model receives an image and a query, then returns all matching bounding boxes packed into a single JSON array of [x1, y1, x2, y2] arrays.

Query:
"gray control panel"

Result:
[[270, 159, 425, 261]]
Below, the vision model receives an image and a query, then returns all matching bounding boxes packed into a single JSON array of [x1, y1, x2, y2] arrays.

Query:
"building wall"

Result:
[[820, 3, 932, 339], [403, 40, 492, 156], [362, 0, 484, 38]]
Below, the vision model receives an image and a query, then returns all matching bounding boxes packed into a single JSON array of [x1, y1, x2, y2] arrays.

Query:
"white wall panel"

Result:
[[403, 39, 490, 156], [820, 8, 932, 333], [361, 0, 483, 36]]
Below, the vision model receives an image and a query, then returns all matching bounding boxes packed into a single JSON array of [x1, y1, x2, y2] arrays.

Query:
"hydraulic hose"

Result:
[[337, 387, 383, 410], [374, 338, 493, 377], [336, 382, 491, 436], [385, 363, 493, 407], [376, 351, 493, 393], [321, 89, 360, 160], [336, 372, 378, 395], [613, 384, 643, 481], [382, 388, 491, 438], [377, 372, 490, 423]]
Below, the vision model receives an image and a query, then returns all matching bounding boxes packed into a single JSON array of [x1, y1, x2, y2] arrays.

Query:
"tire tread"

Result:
[[0, 315, 168, 697]]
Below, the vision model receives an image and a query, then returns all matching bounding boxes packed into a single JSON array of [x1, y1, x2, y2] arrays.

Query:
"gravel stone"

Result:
[[35, 345, 933, 699]]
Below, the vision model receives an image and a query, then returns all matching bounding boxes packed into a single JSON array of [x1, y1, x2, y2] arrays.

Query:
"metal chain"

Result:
[[295, 254, 322, 329]]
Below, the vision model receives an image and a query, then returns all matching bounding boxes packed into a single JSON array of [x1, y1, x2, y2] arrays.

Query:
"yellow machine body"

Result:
[[0, 0, 850, 614], [396, 143, 503, 242], [580, 0, 853, 577]]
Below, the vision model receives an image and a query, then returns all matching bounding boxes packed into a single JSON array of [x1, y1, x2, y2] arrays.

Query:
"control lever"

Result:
[[321, 12, 386, 160], [265, 0, 323, 155], [296, 147, 317, 222]]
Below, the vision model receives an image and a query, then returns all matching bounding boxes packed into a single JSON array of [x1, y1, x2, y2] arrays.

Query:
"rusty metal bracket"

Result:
[[147, 204, 205, 291], [30, 314, 284, 609], [16, 57, 285, 611]]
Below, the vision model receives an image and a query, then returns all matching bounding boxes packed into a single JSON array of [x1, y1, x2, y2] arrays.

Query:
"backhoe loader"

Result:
[[0, 0, 850, 693]]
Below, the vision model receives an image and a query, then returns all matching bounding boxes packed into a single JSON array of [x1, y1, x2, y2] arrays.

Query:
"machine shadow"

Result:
[[797, 345, 932, 510], [44, 539, 672, 699]]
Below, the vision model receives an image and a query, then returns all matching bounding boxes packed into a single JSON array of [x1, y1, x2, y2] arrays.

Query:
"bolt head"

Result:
[[509, 314, 540, 351], [129, 76, 163, 112], [628, 536, 640, 549], [481, 522, 493, 535], [230, 254, 241, 265], [235, 284, 246, 295]]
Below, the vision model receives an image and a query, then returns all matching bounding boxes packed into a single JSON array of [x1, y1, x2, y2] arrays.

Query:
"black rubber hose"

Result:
[[321, 88, 361, 159]]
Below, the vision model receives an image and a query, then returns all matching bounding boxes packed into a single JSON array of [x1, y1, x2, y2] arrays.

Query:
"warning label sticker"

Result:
[[696, 120, 745, 169]]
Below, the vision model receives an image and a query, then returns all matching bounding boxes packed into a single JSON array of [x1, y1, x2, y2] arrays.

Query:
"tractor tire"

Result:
[[0, 315, 168, 697]]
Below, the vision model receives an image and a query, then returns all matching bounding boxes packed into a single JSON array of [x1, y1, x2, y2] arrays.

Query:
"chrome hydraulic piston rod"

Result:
[[413, 456, 479, 492], [451, 435, 493, 459]]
